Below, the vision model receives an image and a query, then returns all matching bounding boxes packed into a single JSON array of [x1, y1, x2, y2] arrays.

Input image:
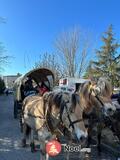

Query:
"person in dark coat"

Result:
[[24, 77, 33, 91], [24, 77, 35, 97]]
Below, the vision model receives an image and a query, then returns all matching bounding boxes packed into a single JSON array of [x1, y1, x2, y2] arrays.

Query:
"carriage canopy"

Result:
[[13, 68, 54, 101]]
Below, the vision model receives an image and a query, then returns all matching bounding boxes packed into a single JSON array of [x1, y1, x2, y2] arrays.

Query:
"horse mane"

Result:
[[79, 77, 113, 112], [80, 82, 91, 98], [45, 91, 63, 114], [46, 91, 81, 114], [97, 77, 112, 97], [78, 82, 92, 111]]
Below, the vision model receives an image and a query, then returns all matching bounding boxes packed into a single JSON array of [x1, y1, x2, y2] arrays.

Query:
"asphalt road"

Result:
[[0, 94, 118, 160], [0, 94, 40, 160]]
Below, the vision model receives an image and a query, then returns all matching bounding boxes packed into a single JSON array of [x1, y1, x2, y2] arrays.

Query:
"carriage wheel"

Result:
[[14, 101, 18, 119]]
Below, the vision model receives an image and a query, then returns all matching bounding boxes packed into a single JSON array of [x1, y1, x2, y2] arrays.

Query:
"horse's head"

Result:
[[94, 77, 116, 116], [48, 91, 87, 143], [80, 77, 116, 117]]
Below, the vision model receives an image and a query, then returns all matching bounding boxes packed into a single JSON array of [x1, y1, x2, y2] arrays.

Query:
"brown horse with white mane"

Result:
[[22, 91, 87, 160], [78, 77, 116, 151]]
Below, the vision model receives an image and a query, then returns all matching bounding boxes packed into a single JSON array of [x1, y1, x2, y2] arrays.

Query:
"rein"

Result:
[[45, 101, 70, 137], [63, 101, 84, 130], [88, 88, 105, 121], [41, 92, 85, 139], [45, 99, 84, 136], [95, 95, 104, 107]]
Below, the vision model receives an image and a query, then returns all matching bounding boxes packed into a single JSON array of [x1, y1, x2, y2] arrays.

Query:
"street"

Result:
[[0, 94, 118, 160], [0, 95, 40, 160]]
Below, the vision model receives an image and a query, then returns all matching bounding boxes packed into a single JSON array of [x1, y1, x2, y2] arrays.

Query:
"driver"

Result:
[[24, 77, 35, 97]]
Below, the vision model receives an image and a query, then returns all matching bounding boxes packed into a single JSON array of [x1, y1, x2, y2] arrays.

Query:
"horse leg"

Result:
[[20, 110, 23, 132], [65, 141, 72, 160], [45, 140, 49, 160], [22, 123, 27, 147], [87, 128, 92, 147], [37, 132, 47, 160], [40, 140, 46, 160], [30, 129, 36, 152], [66, 152, 70, 160], [46, 153, 49, 160], [97, 132, 102, 152], [97, 123, 102, 152], [86, 122, 93, 147]]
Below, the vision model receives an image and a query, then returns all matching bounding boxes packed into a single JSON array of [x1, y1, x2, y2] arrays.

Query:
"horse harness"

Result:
[[22, 93, 84, 139], [62, 101, 83, 130], [45, 98, 84, 137], [88, 87, 114, 131]]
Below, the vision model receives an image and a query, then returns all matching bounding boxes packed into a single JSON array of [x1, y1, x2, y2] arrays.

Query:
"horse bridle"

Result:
[[61, 101, 84, 130], [89, 87, 104, 107], [45, 96, 84, 137], [88, 84, 116, 137], [89, 88, 113, 121]]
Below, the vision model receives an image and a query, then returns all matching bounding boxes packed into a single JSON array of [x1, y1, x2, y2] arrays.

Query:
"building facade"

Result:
[[2, 75, 21, 88]]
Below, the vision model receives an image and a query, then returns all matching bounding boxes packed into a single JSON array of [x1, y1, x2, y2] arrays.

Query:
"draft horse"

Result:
[[79, 77, 116, 151], [22, 91, 87, 160]]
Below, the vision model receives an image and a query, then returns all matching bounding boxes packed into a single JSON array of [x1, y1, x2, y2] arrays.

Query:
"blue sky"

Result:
[[0, 0, 120, 75]]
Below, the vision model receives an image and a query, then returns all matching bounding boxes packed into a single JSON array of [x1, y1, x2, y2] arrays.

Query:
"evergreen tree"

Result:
[[85, 25, 120, 87]]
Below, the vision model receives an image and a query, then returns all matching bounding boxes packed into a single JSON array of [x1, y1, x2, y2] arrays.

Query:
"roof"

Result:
[[24, 68, 54, 83]]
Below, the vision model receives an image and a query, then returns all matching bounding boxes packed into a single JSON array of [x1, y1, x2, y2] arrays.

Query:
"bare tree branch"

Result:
[[0, 43, 11, 72], [34, 52, 64, 85], [54, 27, 93, 77], [55, 27, 80, 77]]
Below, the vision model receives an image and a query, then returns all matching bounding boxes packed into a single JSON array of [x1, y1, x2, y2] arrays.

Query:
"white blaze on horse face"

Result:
[[71, 109, 87, 140], [62, 92, 88, 141], [104, 103, 116, 116]]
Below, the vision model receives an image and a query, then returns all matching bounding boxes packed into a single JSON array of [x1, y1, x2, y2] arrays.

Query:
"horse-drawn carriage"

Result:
[[13, 71, 120, 159], [13, 68, 54, 119]]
